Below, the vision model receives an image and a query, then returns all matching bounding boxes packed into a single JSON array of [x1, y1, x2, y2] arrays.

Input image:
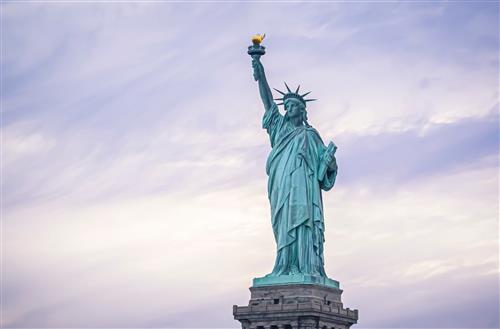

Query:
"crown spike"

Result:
[[273, 88, 286, 96], [273, 84, 315, 107]]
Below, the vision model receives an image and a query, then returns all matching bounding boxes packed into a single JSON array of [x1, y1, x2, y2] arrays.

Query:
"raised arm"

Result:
[[251, 57, 274, 112]]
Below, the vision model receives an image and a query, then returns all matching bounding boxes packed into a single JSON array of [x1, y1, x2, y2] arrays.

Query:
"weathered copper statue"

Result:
[[248, 35, 339, 288]]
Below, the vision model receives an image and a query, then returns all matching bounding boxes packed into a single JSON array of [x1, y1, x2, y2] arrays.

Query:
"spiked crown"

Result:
[[274, 82, 317, 107]]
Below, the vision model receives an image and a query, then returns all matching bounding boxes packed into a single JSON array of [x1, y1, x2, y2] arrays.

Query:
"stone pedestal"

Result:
[[233, 284, 358, 329]]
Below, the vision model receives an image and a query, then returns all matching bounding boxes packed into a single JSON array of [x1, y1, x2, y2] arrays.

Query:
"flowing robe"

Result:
[[263, 103, 337, 277]]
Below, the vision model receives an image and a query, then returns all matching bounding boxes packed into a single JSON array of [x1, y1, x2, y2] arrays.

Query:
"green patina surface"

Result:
[[253, 274, 340, 289], [248, 37, 340, 288]]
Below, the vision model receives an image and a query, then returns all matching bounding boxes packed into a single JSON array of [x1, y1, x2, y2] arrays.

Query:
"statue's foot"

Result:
[[289, 265, 300, 275], [310, 270, 322, 277]]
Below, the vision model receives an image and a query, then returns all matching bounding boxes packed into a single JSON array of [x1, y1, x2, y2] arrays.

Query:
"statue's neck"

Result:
[[290, 116, 303, 127]]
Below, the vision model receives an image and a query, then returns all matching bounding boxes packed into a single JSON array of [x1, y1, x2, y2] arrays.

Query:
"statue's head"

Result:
[[284, 98, 307, 121], [274, 82, 316, 126]]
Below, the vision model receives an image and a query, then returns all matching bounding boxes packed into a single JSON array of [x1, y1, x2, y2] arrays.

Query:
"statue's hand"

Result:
[[252, 58, 263, 81], [324, 152, 338, 171]]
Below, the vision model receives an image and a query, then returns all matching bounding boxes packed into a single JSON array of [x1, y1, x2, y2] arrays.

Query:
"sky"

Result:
[[1, 1, 499, 328]]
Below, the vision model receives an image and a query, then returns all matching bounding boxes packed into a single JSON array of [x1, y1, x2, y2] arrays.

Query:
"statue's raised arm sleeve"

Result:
[[262, 103, 283, 147]]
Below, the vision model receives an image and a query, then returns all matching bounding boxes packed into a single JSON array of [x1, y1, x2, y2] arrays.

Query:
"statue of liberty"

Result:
[[248, 35, 340, 288]]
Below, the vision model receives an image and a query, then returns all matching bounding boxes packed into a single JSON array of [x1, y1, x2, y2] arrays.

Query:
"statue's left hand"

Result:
[[324, 152, 338, 171]]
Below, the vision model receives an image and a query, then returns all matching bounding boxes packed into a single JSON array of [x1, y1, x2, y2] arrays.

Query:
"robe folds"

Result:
[[263, 103, 337, 277]]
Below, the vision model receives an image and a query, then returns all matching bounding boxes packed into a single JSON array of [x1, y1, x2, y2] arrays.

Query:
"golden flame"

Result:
[[251, 33, 265, 45]]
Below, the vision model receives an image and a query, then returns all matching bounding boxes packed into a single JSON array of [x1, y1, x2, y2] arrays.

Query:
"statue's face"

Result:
[[285, 99, 305, 119]]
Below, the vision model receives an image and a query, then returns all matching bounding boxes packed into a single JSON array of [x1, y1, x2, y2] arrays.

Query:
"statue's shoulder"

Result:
[[306, 126, 324, 143]]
